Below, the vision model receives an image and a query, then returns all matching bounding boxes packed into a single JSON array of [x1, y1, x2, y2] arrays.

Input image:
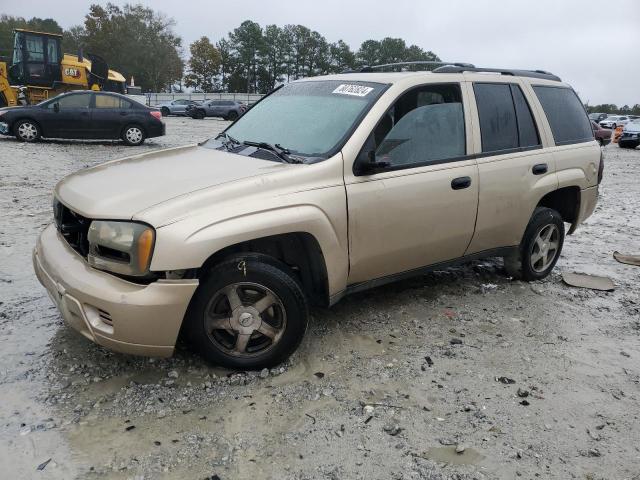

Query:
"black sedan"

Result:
[[0, 91, 165, 146]]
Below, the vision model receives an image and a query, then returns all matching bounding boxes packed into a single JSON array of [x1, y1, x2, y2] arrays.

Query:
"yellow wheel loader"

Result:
[[0, 29, 126, 107]]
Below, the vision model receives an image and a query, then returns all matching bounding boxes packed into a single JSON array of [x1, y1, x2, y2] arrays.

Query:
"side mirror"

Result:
[[53, 102, 60, 113], [354, 149, 390, 175]]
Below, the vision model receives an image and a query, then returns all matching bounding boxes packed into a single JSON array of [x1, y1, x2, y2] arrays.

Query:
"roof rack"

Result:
[[343, 61, 561, 82]]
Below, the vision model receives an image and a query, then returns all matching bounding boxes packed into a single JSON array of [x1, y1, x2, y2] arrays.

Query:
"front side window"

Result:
[[474, 83, 540, 153], [208, 80, 388, 157], [49, 94, 91, 109], [533, 86, 593, 145], [372, 83, 466, 168], [94, 94, 131, 109]]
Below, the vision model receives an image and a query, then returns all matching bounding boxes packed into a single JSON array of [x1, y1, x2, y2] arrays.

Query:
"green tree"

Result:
[[329, 40, 356, 73], [184, 36, 221, 92], [82, 3, 184, 91], [228, 20, 264, 93]]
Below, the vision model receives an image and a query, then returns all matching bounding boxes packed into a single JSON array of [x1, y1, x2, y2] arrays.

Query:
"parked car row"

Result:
[[589, 112, 640, 130], [155, 98, 248, 120]]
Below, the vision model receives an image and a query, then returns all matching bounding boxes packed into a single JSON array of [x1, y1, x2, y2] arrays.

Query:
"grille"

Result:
[[53, 199, 91, 256]]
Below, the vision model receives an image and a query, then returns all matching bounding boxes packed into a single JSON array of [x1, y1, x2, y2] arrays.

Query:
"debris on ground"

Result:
[[562, 272, 616, 291], [36, 458, 51, 471], [613, 251, 640, 267], [496, 376, 516, 384]]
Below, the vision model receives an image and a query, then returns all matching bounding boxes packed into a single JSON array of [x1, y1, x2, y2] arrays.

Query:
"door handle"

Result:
[[119, 111, 127, 116], [532, 163, 548, 175], [451, 176, 472, 190]]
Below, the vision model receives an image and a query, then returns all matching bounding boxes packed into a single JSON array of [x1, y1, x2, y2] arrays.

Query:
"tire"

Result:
[[192, 109, 205, 120], [227, 110, 239, 121], [121, 124, 146, 146], [0, 92, 7, 108], [504, 207, 565, 281], [161, 107, 170, 117], [14, 119, 41, 142], [184, 254, 309, 369], [597, 138, 603, 146]]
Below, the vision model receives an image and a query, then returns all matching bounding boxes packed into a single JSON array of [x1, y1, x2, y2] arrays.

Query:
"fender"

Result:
[[150, 202, 349, 297]]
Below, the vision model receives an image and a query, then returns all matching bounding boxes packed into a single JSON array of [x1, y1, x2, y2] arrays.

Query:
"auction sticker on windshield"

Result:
[[332, 84, 374, 97]]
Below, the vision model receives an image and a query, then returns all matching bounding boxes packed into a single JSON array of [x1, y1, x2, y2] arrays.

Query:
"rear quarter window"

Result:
[[532, 86, 593, 145]]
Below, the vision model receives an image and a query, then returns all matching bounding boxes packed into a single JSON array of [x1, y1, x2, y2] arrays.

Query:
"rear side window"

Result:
[[473, 83, 540, 153], [533, 86, 593, 145], [94, 94, 132, 109]]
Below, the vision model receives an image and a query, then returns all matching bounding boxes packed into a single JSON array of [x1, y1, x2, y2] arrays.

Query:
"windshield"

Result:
[[203, 80, 387, 158]]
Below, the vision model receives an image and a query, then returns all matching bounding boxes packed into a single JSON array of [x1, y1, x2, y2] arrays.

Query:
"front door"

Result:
[[47, 93, 92, 138], [345, 82, 479, 285]]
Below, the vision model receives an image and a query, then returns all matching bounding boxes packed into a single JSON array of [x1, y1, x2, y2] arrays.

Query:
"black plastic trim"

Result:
[[344, 246, 518, 295]]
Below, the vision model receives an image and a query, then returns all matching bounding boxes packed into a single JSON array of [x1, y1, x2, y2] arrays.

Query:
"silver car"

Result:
[[155, 99, 199, 117], [599, 115, 630, 129]]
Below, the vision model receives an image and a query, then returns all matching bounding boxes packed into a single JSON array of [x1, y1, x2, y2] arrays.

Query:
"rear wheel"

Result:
[[161, 107, 170, 117], [192, 109, 205, 120], [227, 110, 239, 121], [504, 207, 565, 281], [14, 119, 41, 142], [121, 124, 145, 146], [184, 254, 309, 369]]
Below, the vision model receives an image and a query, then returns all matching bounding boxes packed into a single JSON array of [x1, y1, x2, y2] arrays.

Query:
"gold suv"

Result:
[[33, 63, 602, 369]]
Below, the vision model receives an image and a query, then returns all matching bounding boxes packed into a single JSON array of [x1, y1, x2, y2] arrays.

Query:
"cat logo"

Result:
[[64, 67, 81, 79]]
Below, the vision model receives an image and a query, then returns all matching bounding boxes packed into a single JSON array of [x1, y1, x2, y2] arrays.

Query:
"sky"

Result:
[[2, 0, 638, 106]]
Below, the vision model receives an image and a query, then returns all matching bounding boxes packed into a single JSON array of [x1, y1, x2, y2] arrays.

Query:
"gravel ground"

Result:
[[1, 118, 639, 480]]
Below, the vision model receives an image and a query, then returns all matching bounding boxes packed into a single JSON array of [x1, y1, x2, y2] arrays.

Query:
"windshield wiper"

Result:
[[215, 132, 241, 149], [242, 141, 302, 164]]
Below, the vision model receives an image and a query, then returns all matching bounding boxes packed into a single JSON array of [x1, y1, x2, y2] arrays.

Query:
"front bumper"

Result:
[[33, 224, 198, 357]]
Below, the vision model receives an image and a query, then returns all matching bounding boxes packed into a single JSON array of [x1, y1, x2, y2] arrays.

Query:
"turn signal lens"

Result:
[[137, 228, 154, 272]]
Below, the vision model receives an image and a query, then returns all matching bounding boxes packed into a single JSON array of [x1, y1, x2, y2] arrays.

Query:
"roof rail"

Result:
[[432, 65, 561, 82], [342, 61, 476, 73]]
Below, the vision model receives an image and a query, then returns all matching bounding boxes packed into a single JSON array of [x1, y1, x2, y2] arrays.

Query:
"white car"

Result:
[[600, 115, 630, 129]]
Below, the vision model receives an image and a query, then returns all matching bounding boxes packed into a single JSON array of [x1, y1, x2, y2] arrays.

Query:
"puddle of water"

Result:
[[422, 446, 484, 465]]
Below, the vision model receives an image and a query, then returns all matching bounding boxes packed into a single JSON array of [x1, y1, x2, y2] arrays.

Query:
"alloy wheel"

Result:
[[204, 282, 286, 357], [530, 224, 560, 272]]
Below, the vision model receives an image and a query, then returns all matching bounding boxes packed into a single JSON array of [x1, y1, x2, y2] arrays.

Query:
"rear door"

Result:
[[345, 82, 479, 284], [465, 80, 557, 254], [91, 93, 134, 138], [47, 93, 92, 138]]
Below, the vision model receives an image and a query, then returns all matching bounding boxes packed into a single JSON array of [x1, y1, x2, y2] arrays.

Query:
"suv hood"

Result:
[[55, 145, 287, 220]]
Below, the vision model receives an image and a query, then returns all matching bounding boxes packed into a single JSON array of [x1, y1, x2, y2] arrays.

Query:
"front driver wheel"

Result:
[[14, 119, 41, 142], [122, 125, 145, 146], [504, 207, 565, 281], [161, 107, 170, 117], [184, 254, 308, 369]]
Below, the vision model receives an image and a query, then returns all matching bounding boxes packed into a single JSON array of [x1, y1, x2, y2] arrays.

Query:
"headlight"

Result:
[[87, 221, 155, 277]]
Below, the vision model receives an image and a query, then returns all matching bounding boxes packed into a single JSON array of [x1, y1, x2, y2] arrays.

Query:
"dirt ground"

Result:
[[1, 118, 639, 480]]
